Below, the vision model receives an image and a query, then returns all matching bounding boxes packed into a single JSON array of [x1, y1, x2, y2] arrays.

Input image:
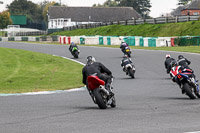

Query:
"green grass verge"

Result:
[[0, 47, 84, 93], [50, 21, 200, 37]]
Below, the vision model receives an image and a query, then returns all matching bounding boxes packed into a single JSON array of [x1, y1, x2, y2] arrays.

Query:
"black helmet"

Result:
[[178, 55, 184, 59], [171, 61, 177, 67], [86, 56, 96, 63]]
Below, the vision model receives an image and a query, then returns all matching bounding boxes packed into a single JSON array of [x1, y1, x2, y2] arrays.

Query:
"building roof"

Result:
[[48, 6, 141, 22], [183, 0, 200, 10], [171, 6, 185, 16]]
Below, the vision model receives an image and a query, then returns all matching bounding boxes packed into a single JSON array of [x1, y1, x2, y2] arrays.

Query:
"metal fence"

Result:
[[63, 15, 200, 31], [15, 31, 47, 36]]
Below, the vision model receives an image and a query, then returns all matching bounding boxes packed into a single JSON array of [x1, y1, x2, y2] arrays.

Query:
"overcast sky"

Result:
[[0, 0, 178, 18]]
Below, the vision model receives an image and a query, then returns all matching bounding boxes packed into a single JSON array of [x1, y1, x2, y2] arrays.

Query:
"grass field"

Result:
[[0, 47, 84, 93], [50, 21, 200, 37]]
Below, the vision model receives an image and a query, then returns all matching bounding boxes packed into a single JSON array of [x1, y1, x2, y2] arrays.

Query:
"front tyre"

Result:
[[183, 83, 196, 99], [93, 88, 107, 109], [73, 51, 79, 58]]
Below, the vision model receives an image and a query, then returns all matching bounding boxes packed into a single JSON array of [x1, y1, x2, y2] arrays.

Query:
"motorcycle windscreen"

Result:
[[87, 76, 105, 90]]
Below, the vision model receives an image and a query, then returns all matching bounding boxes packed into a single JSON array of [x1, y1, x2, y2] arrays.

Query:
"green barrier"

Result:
[[99, 37, 104, 45], [80, 37, 85, 44], [174, 36, 200, 46], [22, 36, 28, 41], [36, 37, 40, 41], [107, 36, 111, 45], [123, 37, 135, 46], [148, 38, 157, 47], [8, 37, 14, 41], [139, 38, 144, 47]]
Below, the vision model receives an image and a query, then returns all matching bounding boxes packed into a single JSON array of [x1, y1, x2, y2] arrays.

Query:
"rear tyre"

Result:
[[73, 51, 79, 58], [183, 83, 196, 99], [128, 68, 135, 78], [93, 88, 107, 109]]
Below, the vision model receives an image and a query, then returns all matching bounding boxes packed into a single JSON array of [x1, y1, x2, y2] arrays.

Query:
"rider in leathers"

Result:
[[121, 55, 134, 75], [69, 42, 79, 54], [82, 56, 113, 91], [177, 55, 191, 69], [164, 54, 176, 74]]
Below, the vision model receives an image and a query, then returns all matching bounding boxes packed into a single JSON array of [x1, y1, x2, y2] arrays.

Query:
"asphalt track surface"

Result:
[[0, 42, 200, 133]]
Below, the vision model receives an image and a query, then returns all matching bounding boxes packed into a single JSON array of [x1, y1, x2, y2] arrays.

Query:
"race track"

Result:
[[0, 42, 200, 133]]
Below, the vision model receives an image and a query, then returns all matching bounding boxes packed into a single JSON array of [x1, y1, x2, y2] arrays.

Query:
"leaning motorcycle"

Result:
[[123, 63, 136, 78], [175, 68, 199, 99], [87, 75, 116, 109], [121, 46, 131, 57], [71, 47, 80, 58]]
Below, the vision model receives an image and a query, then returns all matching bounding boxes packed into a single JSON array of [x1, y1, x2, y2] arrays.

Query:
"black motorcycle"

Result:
[[71, 47, 80, 58], [123, 63, 136, 78], [171, 66, 200, 99], [123, 46, 131, 57]]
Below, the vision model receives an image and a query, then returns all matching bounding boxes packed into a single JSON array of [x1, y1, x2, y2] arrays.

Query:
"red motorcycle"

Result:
[[87, 75, 116, 109]]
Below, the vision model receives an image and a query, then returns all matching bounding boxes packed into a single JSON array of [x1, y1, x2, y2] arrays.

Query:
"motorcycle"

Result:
[[123, 46, 131, 57], [87, 75, 116, 109], [71, 47, 80, 58], [123, 63, 136, 78], [172, 67, 200, 99]]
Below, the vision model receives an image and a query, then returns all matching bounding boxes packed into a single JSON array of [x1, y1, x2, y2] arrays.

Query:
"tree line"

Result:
[[0, 0, 193, 30], [0, 0, 63, 29]]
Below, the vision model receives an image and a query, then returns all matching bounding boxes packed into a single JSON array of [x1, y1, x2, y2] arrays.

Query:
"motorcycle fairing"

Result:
[[87, 76, 105, 91]]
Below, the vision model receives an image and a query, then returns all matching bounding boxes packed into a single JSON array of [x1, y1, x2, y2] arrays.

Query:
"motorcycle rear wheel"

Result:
[[128, 68, 135, 78], [93, 88, 107, 109], [183, 83, 196, 99], [73, 51, 79, 58]]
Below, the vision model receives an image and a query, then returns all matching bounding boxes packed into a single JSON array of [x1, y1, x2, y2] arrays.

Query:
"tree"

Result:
[[7, 0, 43, 23], [0, 11, 12, 29], [178, 0, 192, 5]]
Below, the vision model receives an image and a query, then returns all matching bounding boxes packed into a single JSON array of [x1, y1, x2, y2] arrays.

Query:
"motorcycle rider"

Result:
[[177, 55, 191, 69], [164, 54, 176, 74], [120, 40, 129, 53], [82, 56, 113, 94], [121, 55, 134, 75], [170, 62, 185, 93], [69, 42, 79, 54]]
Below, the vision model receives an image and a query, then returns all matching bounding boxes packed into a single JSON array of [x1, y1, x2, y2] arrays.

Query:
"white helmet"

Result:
[[166, 54, 170, 58], [86, 56, 96, 63]]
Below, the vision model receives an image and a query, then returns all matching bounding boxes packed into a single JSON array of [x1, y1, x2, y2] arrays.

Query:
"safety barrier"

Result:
[[0, 35, 172, 47], [59, 36, 172, 47]]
